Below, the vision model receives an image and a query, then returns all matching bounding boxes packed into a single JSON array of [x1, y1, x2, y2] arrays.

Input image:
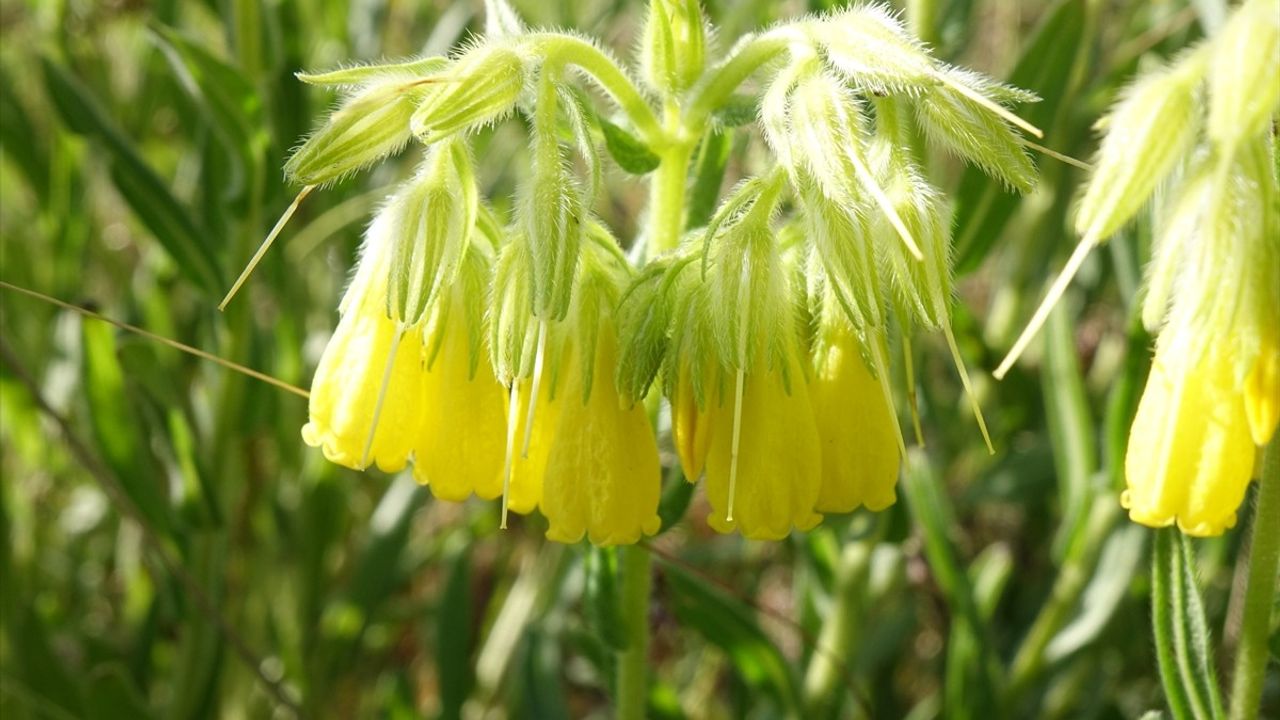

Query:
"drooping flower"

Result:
[[504, 233, 663, 545], [700, 351, 823, 539], [1122, 135, 1279, 536], [301, 211, 425, 472], [1123, 341, 1259, 536], [810, 323, 899, 513], [540, 326, 663, 545], [411, 269, 509, 502]]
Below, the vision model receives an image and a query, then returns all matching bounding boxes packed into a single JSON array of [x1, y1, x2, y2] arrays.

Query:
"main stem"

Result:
[[616, 546, 653, 720], [648, 138, 695, 257], [1229, 437, 1280, 720]]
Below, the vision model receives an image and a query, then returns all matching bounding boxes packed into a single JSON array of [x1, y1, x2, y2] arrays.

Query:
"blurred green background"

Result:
[[1, 0, 1273, 718]]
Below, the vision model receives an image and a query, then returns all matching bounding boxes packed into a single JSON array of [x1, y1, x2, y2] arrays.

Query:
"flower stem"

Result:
[[1228, 437, 1280, 720], [616, 545, 653, 720], [648, 140, 695, 257]]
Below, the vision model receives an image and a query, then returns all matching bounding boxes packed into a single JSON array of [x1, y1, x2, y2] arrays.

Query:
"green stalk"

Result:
[[616, 546, 653, 720], [1228, 438, 1280, 720], [685, 33, 790, 129], [531, 34, 664, 145], [648, 139, 696, 257]]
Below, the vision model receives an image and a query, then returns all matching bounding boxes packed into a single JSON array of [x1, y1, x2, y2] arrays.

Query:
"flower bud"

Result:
[[1075, 52, 1205, 242], [385, 140, 475, 326], [910, 69, 1037, 193], [410, 44, 528, 144], [702, 175, 797, 375], [1206, 0, 1280, 151], [521, 146, 585, 321], [811, 4, 935, 94], [640, 0, 707, 95], [285, 77, 425, 186], [296, 56, 449, 88]]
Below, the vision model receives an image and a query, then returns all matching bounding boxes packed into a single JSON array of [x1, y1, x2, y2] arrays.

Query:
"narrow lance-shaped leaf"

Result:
[[40, 56, 225, 294]]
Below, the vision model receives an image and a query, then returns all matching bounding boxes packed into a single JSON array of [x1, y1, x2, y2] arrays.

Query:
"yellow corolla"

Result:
[[1244, 333, 1280, 446], [810, 329, 900, 513], [302, 297, 425, 473], [504, 376, 559, 516], [540, 331, 663, 545], [411, 301, 509, 502], [1123, 341, 1266, 536], [701, 355, 823, 540], [672, 364, 711, 482]]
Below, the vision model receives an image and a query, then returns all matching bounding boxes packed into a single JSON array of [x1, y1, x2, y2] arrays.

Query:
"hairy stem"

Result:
[[648, 140, 695, 257], [685, 32, 791, 129], [1228, 438, 1280, 720], [616, 546, 653, 720], [531, 34, 664, 145]]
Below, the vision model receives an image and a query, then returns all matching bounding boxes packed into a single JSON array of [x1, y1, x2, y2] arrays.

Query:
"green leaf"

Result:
[[81, 319, 173, 537], [40, 56, 225, 294], [1043, 304, 1097, 561], [656, 473, 695, 535], [686, 128, 733, 230], [437, 543, 475, 720], [149, 24, 267, 201], [87, 664, 155, 720], [0, 66, 49, 198], [598, 115, 660, 174], [712, 94, 758, 128], [585, 546, 629, 651], [1150, 529, 1226, 720], [902, 450, 1000, 719], [14, 604, 86, 719], [952, 0, 1087, 274], [666, 564, 799, 712]]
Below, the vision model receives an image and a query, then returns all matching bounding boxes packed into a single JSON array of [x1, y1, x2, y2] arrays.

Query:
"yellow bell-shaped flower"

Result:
[[702, 355, 823, 540], [302, 296, 426, 473], [810, 328, 900, 513], [1123, 341, 1259, 536], [412, 299, 509, 502], [503, 375, 559, 516], [540, 330, 663, 545]]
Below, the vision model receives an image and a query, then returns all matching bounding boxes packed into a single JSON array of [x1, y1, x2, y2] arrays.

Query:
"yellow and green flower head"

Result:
[[254, 0, 1049, 545], [495, 228, 663, 545], [659, 176, 826, 539], [301, 194, 425, 472], [1124, 136, 1280, 536]]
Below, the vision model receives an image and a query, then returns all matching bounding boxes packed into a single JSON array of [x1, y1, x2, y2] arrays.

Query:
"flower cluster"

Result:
[[998, 0, 1279, 536], [226, 1, 1043, 544]]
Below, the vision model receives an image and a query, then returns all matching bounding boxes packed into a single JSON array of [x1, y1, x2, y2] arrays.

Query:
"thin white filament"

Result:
[[500, 380, 522, 530], [847, 150, 925, 261], [943, 323, 995, 454], [726, 257, 753, 524], [994, 237, 1096, 379], [219, 185, 315, 311], [360, 322, 405, 469], [521, 319, 548, 458], [940, 73, 1045, 139]]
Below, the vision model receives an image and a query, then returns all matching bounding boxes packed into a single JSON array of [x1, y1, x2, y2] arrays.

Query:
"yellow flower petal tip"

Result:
[[1122, 347, 1257, 538], [540, 334, 663, 547], [303, 305, 424, 474], [811, 329, 901, 514], [702, 359, 824, 540], [411, 297, 509, 502]]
